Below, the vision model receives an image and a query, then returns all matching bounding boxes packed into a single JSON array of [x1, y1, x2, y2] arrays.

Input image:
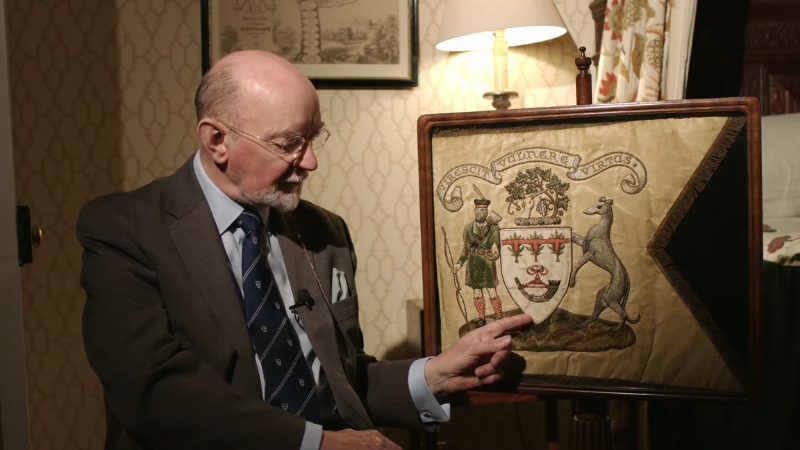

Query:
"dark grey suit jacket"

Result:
[[77, 158, 423, 450]]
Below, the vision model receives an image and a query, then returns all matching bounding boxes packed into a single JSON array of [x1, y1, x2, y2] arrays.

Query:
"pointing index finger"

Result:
[[481, 314, 532, 339]]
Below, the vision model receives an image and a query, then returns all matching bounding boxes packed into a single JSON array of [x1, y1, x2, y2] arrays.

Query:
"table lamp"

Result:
[[436, 0, 568, 110]]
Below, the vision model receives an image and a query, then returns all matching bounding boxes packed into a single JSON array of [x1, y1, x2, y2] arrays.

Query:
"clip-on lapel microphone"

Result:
[[289, 289, 316, 312]]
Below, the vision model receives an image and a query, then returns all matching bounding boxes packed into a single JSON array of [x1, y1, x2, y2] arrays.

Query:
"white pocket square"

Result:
[[331, 268, 349, 302]]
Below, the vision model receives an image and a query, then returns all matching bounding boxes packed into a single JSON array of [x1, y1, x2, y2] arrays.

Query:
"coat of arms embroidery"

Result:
[[442, 161, 647, 352]]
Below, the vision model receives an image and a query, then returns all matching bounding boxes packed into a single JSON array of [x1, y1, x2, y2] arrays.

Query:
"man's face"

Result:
[[225, 81, 323, 212], [475, 206, 488, 222]]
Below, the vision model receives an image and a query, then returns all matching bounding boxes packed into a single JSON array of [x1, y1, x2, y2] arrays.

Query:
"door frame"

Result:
[[0, 0, 32, 447]]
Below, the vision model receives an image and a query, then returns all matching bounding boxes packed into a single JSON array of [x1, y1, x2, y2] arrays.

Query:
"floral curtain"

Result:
[[595, 0, 671, 103]]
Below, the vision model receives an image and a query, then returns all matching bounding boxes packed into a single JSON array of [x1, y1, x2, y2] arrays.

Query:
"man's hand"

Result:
[[423, 314, 532, 397], [452, 261, 463, 273], [320, 429, 401, 450]]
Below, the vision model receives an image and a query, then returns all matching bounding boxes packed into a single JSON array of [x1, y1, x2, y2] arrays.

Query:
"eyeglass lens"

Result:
[[283, 130, 330, 155]]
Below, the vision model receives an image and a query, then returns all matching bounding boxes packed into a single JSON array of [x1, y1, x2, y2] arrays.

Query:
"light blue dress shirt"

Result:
[[192, 153, 449, 449]]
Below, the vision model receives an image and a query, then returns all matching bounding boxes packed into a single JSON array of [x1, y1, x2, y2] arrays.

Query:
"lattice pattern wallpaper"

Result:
[[7, 0, 589, 447]]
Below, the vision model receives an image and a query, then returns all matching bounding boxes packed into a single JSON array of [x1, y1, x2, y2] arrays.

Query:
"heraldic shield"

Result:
[[500, 227, 572, 324]]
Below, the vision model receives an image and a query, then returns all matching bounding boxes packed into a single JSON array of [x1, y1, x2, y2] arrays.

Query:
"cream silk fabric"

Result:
[[431, 116, 743, 394]]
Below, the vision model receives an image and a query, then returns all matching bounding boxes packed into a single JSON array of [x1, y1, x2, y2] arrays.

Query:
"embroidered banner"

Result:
[[426, 113, 753, 397]]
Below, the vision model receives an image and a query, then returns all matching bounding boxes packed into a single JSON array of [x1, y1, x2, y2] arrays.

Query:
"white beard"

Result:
[[244, 175, 306, 212]]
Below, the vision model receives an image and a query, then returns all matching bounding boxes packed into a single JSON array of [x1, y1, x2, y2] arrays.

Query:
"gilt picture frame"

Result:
[[201, 0, 419, 88], [417, 98, 763, 401]]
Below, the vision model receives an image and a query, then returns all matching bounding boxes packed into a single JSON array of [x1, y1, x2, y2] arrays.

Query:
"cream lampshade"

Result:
[[436, 0, 568, 109]]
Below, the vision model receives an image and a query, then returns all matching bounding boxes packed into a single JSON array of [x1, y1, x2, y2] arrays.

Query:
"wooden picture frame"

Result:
[[417, 98, 763, 401], [201, 0, 419, 88]]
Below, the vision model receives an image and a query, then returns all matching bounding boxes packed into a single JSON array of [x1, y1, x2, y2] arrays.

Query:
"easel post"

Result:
[[566, 47, 613, 450], [575, 47, 593, 106]]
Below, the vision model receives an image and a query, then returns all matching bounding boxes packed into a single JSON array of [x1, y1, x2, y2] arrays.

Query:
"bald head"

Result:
[[194, 50, 317, 124], [194, 50, 322, 211]]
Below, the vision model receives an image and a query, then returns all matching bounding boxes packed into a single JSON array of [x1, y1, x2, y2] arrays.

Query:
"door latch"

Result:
[[16, 205, 41, 267]]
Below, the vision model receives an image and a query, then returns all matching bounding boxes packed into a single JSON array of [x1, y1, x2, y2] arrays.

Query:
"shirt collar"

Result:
[[193, 151, 270, 234]]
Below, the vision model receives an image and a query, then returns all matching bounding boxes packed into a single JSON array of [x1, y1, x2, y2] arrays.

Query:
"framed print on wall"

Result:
[[201, 0, 419, 88], [418, 98, 763, 401]]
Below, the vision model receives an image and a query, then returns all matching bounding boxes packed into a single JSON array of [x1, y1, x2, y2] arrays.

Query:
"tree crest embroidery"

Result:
[[504, 167, 570, 226]]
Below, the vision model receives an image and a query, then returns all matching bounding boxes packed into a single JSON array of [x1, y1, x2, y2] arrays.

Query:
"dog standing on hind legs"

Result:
[[569, 197, 641, 334]]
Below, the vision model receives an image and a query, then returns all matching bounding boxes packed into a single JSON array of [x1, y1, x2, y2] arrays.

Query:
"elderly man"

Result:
[[77, 50, 531, 450]]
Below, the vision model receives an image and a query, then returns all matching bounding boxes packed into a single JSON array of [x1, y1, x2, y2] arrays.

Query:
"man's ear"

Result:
[[197, 118, 229, 164]]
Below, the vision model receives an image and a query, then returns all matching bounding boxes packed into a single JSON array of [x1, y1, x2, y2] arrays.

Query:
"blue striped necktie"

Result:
[[236, 210, 321, 423]]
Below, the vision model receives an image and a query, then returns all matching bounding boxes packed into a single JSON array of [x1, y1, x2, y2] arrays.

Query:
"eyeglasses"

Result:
[[218, 120, 331, 164]]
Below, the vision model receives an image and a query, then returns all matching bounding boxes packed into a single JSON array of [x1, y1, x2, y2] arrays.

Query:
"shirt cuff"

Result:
[[408, 357, 451, 424], [300, 421, 323, 450]]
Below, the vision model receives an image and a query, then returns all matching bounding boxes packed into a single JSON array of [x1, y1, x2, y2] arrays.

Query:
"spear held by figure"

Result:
[[442, 227, 469, 326]]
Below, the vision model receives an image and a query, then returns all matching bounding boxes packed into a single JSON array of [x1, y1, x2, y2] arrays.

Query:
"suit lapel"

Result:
[[162, 160, 372, 427], [164, 160, 260, 397], [272, 211, 372, 430]]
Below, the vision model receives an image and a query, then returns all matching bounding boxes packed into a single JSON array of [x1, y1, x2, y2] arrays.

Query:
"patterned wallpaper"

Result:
[[7, 0, 589, 447]]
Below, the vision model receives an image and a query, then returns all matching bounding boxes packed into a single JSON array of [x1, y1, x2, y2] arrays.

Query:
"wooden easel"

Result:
[[415, 45, 620, 450], [456, 47, 612, 450], [419, 48, 613, 450], [569, 47, 614, 450]]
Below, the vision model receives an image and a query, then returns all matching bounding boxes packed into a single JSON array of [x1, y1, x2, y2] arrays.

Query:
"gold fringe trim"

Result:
[[650, 116, 747, 250], [648, 116, 749, 390]]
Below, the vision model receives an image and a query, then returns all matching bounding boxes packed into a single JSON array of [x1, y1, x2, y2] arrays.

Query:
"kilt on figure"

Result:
[[455, 198, 503, 325]]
